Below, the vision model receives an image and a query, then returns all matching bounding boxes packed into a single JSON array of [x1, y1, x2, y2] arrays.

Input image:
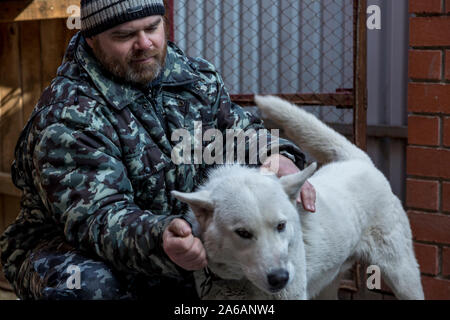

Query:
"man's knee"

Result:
[[15, 238, 132, 300], [40, 260, 132, 300]]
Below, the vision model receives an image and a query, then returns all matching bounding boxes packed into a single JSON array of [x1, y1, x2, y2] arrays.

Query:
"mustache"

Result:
[[129, 50, 159, 61]]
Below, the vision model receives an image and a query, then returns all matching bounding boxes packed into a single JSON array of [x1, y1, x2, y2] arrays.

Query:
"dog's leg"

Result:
[[374, 257, 424, 300], [361, 227, 424, 299]]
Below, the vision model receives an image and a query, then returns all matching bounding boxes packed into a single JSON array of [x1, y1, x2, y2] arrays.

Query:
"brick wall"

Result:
[[407, 0, 450, 300]]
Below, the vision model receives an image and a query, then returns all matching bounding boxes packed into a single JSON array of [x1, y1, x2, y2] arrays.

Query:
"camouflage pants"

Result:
[[13, 236, 198, 300]]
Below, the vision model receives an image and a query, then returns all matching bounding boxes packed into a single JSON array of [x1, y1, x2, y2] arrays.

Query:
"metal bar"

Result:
[[0, 172, 21, 197], [231, 93, 354, 108], [338, 0, 368, 295], [330, 123, 408, 139], [353, 0, 368, 151], [164, 0, 175, 42]]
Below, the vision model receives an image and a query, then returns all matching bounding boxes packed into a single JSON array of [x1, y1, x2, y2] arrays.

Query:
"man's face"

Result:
[[86, 15, 167, 85]]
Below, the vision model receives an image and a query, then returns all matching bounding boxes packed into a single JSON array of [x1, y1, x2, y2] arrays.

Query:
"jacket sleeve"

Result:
[[209, 71, 306, 169], [31, 104, 186, 279]]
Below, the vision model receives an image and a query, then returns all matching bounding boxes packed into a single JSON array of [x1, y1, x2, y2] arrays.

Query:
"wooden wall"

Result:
[[0, 18, 77, 289]]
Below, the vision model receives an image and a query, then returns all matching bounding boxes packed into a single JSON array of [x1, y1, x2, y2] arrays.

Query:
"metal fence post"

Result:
[[354, 0, 368, 151]]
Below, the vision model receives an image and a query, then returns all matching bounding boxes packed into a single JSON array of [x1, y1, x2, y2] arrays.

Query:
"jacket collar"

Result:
[[68, 33, 200, 111]]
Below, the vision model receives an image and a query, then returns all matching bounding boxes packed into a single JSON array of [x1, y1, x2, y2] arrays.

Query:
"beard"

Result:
[[91, 39, 167, 86]]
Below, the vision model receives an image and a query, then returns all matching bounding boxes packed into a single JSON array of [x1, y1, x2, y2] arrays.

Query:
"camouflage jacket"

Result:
[[0, 32, 305, 288]]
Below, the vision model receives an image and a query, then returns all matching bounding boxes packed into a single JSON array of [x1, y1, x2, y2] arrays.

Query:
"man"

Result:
[[0, 0, 315, 300]]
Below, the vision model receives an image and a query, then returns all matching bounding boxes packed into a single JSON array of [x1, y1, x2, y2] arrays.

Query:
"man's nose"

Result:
[[134, 31, 152, 50]]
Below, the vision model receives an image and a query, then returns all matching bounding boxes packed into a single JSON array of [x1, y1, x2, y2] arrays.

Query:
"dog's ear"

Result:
[[171, 190, 214, 229], [280, 162, 317, 201]]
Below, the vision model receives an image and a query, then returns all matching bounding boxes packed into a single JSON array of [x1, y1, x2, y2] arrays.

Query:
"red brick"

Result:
[[446, 50, 450, 80], [408, 83, 450, 114], [421, 276, 450, 300], [443, 182, 450, 212], [408, 115, 440, 146], [447, 0, 450, 13], [406, 179, 439, 210], [407, 147, 450, 179], [410, 17, 450, 47], [443, 247, 450, 276], [409, 0, 442, 13], [409, 50, 442, 80], [444, 117, 450, 147], [408, 211, 450, 243], [413, 243, 439, 275]]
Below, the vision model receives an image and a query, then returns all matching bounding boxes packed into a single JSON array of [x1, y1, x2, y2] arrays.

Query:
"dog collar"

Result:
[[199, 267, 222, 299]]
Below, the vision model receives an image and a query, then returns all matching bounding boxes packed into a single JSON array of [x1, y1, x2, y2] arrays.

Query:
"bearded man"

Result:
[[0, 0, 315, 300]]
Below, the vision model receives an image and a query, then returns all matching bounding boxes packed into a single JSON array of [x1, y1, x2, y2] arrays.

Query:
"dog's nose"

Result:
[[267, 269, 289, 290]]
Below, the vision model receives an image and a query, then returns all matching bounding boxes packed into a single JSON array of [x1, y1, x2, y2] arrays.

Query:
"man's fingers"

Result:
[[165, 233, 195, 254], [167, 218, 191, 237], [299, 181, 316, 212], [181, 239, 208, 268], [165, 236, 208, 271], [163, 219, 208, 270]]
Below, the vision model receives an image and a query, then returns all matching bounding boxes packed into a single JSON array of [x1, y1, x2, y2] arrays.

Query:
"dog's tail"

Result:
[[254, 95, 372, 164]]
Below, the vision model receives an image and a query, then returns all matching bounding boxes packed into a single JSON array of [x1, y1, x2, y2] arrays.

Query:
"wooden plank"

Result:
[[0, 195, 3, 234], [0, 172, 21, 198], [0, 0, 80, 23], [20, 20, 42, 120], [2, 194, 21, 232], [0, 23, 23, 171], [0, 23, 23, 183], [40, 19, 68, 89], [0, 23, 23, 256], [64, 20, 80, 48]]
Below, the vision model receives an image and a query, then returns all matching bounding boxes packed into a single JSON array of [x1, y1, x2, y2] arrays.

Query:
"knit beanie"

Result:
[[81, 0, 166, 38]]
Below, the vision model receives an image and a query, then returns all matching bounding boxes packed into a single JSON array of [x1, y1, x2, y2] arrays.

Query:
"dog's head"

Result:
[[172, 163, 316, 294]]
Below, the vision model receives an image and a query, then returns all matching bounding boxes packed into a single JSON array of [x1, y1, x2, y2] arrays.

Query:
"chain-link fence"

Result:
[[168, 0, 359, 125], [166, 0, 368, 295]]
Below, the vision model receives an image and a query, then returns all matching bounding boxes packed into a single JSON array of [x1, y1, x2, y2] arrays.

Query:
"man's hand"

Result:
[[163, 218, 207, 271], [261, 154, 316, 212]]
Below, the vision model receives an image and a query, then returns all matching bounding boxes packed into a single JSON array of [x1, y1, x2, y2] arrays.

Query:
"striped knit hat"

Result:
[[81, 0, 166, 38]]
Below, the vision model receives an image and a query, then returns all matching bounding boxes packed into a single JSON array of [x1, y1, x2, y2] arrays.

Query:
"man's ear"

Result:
[[171, 190, 214, 230], [280, 163, 317, 201], [85, 36, 94, 49]]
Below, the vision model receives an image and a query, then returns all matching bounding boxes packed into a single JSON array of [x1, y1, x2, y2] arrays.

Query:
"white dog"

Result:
[[172, 95, 424, 300]]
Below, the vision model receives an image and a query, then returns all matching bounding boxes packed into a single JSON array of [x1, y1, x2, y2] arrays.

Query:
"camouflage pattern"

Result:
[[0, 32, 305, 299]]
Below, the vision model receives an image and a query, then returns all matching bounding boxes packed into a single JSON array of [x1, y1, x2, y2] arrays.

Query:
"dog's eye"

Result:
[[277, 222, 286, 232], [235, 229, 253, 239]]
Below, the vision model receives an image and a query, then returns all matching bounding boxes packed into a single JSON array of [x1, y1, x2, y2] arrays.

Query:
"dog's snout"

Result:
[[267, 269, 289, 291]]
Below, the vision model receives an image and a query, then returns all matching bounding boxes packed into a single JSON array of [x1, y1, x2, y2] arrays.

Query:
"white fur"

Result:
[[172, 95, 424, 300]]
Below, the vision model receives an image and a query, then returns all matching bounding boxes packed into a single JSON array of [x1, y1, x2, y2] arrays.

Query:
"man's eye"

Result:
[[235, 229, 253, 239], [115, 34, 132, 40]]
